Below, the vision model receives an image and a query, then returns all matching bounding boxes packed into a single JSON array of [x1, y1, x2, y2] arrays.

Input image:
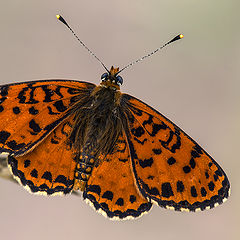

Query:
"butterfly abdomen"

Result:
[[71, 85, 123, 191]]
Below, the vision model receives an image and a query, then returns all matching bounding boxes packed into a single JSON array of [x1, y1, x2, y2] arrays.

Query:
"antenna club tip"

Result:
[[56, 14, 61, 19], [180, 34, 184, 39]]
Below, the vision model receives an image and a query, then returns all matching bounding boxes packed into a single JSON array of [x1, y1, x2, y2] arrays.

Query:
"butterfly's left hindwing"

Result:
[[122, 94, 230, 212], [0, 80, 95, 156], [8, 115, 76, 195]]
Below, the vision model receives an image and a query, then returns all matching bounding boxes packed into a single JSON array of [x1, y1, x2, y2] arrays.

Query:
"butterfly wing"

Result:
[[8, 115, 77, 195], [0, 80, 95, 156], [122, 94, 230, 212], [83, 133, 152, 220]]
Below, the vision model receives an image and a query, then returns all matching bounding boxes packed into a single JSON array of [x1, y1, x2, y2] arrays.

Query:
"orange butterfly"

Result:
[[0, 15, 229, 220]]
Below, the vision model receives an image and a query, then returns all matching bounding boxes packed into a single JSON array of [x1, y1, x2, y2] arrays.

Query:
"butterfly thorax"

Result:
[[70, 80, 123, 191]]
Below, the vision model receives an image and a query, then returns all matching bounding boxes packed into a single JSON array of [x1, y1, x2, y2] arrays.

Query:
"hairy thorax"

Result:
[[69, 84, 123, 191]]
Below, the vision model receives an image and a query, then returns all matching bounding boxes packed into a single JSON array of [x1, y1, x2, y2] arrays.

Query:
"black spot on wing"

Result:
[[138, 157, 153, 168], [131, 126, 145, 138], [158, 127, 181, 153], [13, 107, 20, 114], [191, 186, 197, 197], [102, 191, 113, 201], [30, 169, 38, 178], [24, 160, 31, 168], [189, 158, 196, 169], [142, 115, 153, 126], [152, 148, 162, 155], [152, 123, 167, 136], [147, 175, 154, 180], [215, 169, 223, 177], [47, 106, 59, 115], [55, 86, 64, 98], [42, 85, 66, 102], [0, 131, 11, 144], [87, 184, 101, 196], [129, 195, 136, 203], [51, 137, 59, 144], [42, 85, 54, 102], [163, 131, 173, 146], [53, 100, 67, 112], [140, 180, 160, 196], [177, 181, 184, 192], [42, 171, 53, 182], [161, 182, 174, 198], [17, 88, 27, 103], [191, 150, 200, 158], [208, 181, 215, 191], [222, 178, 228, 188], [115, 198, 124, 206], [0, 86, 9, 96], [0, 105, 4, 112], [183, 166, 191, 174], [133, 137, 147, 145], [214, 174, 219, 181], [29, 119, 41, 134], [19, 86, 39, 104], [55, 175, 67, 184], [6, 140, 25, 150], [29, 106, 39, 115], [201, 187, 207, 197], [119, 158, 128, 163], [169, 129, 181, 153], [167, 157, 176, 165]]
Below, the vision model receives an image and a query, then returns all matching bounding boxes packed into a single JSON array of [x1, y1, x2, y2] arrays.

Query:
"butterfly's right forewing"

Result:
[[121, 94, 230, 212]]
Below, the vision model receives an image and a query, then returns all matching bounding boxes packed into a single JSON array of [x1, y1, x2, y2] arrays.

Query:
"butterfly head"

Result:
[[100, 66, 123, 90]]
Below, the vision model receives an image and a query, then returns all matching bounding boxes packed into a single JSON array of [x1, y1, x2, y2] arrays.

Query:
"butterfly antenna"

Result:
[[56, 14, 109, 73], [117, 34, 184, 75]]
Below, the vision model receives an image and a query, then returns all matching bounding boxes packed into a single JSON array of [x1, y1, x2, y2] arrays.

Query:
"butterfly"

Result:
[[0, 15, 230, 220]]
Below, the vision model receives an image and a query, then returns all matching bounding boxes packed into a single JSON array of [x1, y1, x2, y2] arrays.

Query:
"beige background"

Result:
[[0, 0, 239, 240]]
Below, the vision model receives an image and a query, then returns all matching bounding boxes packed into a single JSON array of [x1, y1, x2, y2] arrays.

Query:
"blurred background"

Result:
[[0, 0, 239, 239]]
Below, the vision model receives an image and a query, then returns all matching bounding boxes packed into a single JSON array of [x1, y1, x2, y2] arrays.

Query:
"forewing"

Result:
[[8, 115, 76, 195], [83, 133, 152, 220], [122, 94, 230, 212], [0, 80, 95, 155]]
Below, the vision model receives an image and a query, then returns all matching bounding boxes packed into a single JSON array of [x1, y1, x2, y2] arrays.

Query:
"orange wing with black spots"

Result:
[[122, 94, 230, 212], [0, 80, 95, 155], [83, 133, 152, 219], [8, 115, 77, 195]]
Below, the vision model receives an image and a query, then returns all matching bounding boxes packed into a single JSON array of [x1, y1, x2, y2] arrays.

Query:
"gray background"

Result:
[[0, 0, 239, 240]]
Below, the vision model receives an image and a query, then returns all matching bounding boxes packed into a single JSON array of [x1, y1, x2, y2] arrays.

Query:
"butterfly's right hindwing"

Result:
[[83, 133, 152, 220]]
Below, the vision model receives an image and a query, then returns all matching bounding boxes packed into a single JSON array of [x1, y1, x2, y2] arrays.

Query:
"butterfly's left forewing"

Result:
[[0, 80, 95, 155], [122, 94, 230, 212]]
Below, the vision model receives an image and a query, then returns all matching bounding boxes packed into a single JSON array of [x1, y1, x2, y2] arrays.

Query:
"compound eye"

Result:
[[101, 72, 109, 81], [116, 75, 123, 85]]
